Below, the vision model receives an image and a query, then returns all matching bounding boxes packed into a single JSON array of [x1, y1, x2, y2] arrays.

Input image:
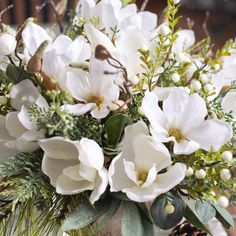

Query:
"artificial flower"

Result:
[[108, 121, 186, 202], [39, 137, 108, 204], [62, 57, 120, 118], [142, 89, 232, 154]]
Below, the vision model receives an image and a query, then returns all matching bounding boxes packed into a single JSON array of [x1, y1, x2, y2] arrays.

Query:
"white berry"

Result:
[[220, 169, 231, 181], [213, 64, 220, 71], [195, 169, 206, 179], [171, 73, 181, 83], [173, 0, 180, 4], [217, 196, 229, 208], [222, 151, 233, 162], [199, 74, 209, 84], [160, 25, 171, 36], [204, 83, 214, 93], [0, 96, 8, 105], [191, 80, 202, 91], [138, 107, 144, 116], [185, 167, 194, 177], [164, 204, 175, 214]]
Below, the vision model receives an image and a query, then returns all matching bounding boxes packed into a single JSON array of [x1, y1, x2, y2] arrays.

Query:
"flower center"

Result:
[[138, 171, 148, 183], [89, 96, 104, 107], [168, 128, 184, 142]]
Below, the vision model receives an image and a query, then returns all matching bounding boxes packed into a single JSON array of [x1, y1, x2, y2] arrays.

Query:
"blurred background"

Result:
[[0, 0, 236, 48]]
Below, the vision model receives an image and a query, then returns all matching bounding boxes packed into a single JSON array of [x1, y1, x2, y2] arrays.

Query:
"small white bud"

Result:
[[216, 196, 229, 208], [195, 169, 206, 179], [222, 151, 233, 162], [0, 96, 8, 105], [213, 63, 220, 71], [163, 38, 171, 46], [160, 25, 171, 36], [171, 73, 181, 83], [176, 52, 191, 63], [0, 33, 17, 56], [184, 87, 191, 94], [156, 66, 164, 74], [185, 167, 194, 177], [164, 204, 175, 214], [173, 0, 180, 4], [140, 45, 149, 52], [138, 107, 144, 116], [220, 169, 231, 181], [199, 74, 209, 84], [191, 80, 202, 91], [204, 83, 214, 93]]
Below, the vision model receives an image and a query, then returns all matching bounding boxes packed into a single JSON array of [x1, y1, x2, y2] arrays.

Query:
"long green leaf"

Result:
[[121, 202, 142, 236], [61, 200, 109, 232], [195, 200, 216, 223], [214, 204, 234, 229]]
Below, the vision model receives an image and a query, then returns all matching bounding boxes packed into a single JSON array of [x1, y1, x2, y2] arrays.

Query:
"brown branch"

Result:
[[36, 0, 64, 33], [202, 11, 210, 37], [0, 4, 13, 31], [140, 0, 150, 11]]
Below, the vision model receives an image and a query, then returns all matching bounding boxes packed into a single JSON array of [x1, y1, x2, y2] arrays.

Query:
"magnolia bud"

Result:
[[0, 33, 17, 56], [216, 196, 229, 208], [95, 45, 112, 61], [195, 169, 206, 179], [222, 151, 233, 162], [199, 74, 209, 84], [69, 61, 89, 71], [164, 204, 175, 214], [220, 169, 231, 181]]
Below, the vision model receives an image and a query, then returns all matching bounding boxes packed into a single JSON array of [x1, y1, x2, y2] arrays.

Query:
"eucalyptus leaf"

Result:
[[150, 194, 185, 230], [195, 200, 216, 223], [185, 204, 211, 234], [121, 202, 142, 236], [105, 113, 132, 145], [61, 200, 109, 231], [6, 64, 31, 83], [97, 198, 121, 231], [138, 204, 154, 236], [214, 204, 234, 229]]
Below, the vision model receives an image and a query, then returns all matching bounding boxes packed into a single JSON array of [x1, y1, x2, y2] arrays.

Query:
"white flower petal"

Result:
[[0, 116, 12, 140], [123, 159, 138, 184], [221, 91, 236, 118], [61, 103, 96, 116], [90, 167, 108, 204], [188, 119, 232, 151], [78, 138, 104, 169], [173, 139, 200, 155], [142, 165, 157, 189], [10, 79, 40, 110], [39, 137, 79, 160]]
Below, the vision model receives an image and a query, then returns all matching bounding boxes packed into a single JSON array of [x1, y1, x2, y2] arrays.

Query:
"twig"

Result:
[[140, 0, 150, 11], [202, 11, 210, 37], [0, 4, 13, 31], [36, 0, 64, 33]]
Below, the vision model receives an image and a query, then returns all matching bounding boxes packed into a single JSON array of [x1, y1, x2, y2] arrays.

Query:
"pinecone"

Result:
[[169, 221, 207, 236]]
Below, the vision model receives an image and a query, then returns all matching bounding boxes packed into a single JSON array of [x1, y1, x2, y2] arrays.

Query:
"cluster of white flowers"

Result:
[[0, 0, 235, 234]]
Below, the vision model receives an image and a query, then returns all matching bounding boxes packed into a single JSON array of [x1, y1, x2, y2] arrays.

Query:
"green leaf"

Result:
[[111, 192, 131, 201], [185, 205, 211, 234], [150, 194, 185, 230], [97, 198, 121, 230], [61, 200, 109, 231], [214, 204, 234, 229], [195, 200, 216, 223], [6, 64, 31, 83], [105, 113, 132, 145], [121, 202, 142, 236]]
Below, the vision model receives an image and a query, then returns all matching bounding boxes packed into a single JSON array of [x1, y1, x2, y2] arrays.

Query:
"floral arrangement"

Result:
[[0, 0, 235, 235]]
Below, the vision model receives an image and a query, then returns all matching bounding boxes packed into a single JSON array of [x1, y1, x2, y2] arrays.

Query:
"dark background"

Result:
[[0, 0, 236, 48]]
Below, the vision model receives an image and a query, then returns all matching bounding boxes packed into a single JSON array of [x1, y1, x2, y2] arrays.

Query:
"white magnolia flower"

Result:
[[108, 121, 186, 202], [0, 79, 48, 154], [0, 32, 17, 56], [39, 137, 108, 204], [142, 89, 232, 154], [62, 58, 120, 119], [84, 23, 151, 83], [75, 0, 157, 38], [22, 22, 91, 89]]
